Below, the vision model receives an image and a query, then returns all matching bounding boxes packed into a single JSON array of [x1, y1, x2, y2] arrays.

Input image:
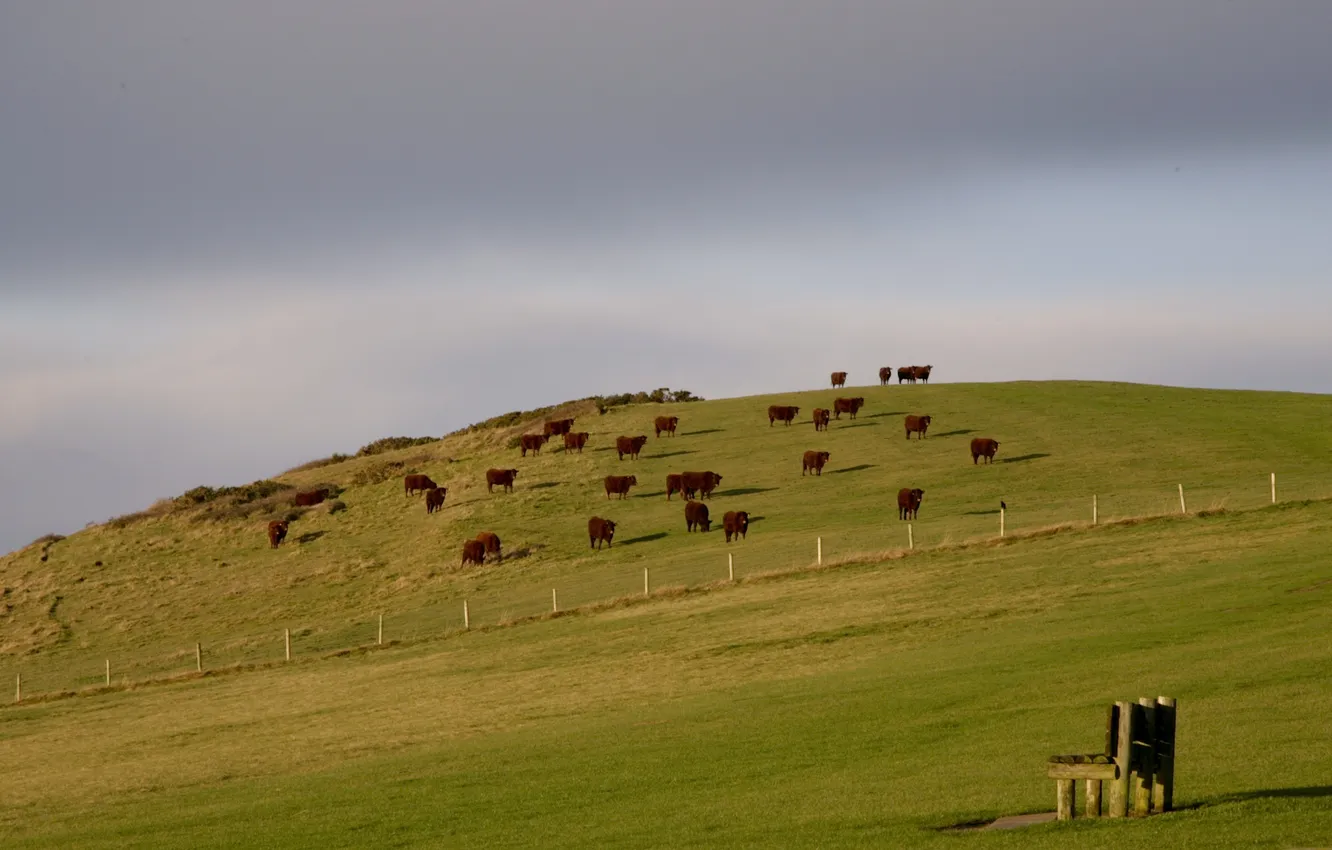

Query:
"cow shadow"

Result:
[[828, 464, 875, 475], [296, 531, 326, 545], [1001, 453, 1051, 464], [592, 447, 615, 453], [931, 429, 974, 438], [529, 482, 560, 490], [649, 450, 696, 460], [865, 411, 907, 419], [839, 421, 879, 429], [502, 544, 545, 561], [962, 509, 1001, 516], [682, 429, 724, 436], [714, 487, 779, 497], [618, 532, 668, 546]]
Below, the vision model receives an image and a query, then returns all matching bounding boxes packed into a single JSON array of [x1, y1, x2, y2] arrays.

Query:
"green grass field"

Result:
[[3, 381, 1331, 847]]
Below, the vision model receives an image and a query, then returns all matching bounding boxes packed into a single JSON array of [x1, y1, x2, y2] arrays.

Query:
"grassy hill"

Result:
[[3, 381, 1331, 847]]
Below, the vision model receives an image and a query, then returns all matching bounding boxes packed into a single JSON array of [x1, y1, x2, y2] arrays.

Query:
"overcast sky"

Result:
[[3, 1, 1331, 553]]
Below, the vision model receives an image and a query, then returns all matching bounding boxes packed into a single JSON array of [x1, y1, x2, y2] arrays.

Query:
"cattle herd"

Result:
[[264, 366, 1007, 568]]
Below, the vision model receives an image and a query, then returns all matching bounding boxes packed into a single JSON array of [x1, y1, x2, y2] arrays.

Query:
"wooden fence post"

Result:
[[1085, 778, 1102, 818], [1108, 701, 1133, 817], [105, 659, 110, 687], [1093, 494, 1098, 526], [1056, 779, 1076, 821], [378, 613, 383, 646], [728, 553, 734, 582], [284, 628, 291, 662], [1178, 484, 1187, 514], [1154, 696, 1177, 812], [817, 536, 822, 565], [1133, 698, 1157, 816], [1000, 507, 1005, 538], [1271, 473, 1276, 504], [644, 567, 649, 596], [908, 524, 914, 550], [552, 588, 558, 613], [14, 672, 20, 703], [196, 643, 202, 673]]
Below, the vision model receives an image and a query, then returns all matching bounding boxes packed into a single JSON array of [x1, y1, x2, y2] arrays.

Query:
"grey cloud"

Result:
[[4, 1, 1332, 279]]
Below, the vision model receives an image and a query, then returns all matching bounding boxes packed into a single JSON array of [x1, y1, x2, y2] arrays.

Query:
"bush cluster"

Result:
[[356, 437, 439, 457], [174, 480, 291, 508], [284, 453, 353, 474]]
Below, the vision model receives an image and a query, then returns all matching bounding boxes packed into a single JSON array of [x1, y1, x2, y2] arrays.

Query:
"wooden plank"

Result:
[[1105, 703, 1118, 757], [1154, 696, 1177, 812], [1108, 700, 1133, 817], [1132, 698, 1157, 816], [1049, 754, 1113, 765], [1085, 779, 1102, 818], [1048, 763, 1118, 780], [1056, 779, 1076, 821]]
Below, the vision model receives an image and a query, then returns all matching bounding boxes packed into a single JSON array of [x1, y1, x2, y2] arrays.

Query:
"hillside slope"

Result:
[[3, 380, 1331, 693]]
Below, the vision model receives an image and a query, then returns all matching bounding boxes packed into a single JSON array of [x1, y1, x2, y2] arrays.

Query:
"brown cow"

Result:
[[425, 487, 447, 514], [812, 408, 831, 431], [684, 500, 711, 532], [404, 474, 438, 496], [879, 366, 892, 386], [293, 488, 330, 507], [266, 520, 289, 549], [604, 474, 638, 500], [897, 366, 914, 384], [665, 473, 684, 500], [917, 365, 933, 384], [563, 431, 590, 453], [832, 397, 865, 419], [831, 371, 847, 388], [904, 415, 932, 440], [970, 437, 1000, 464], [654, 416, 679, 438], [520, 433, 549, 457], [543, 418, 575, 437], [475, 531, 502, 562], [588, 517, 617, 550], [723, 510, 749, 543], [897, 488, 925, 520], [680, 471, 722, 500], [486, 468, 519, 493], [802, 450, 831, 476], [616, 435, 648, 460], [460, 539, 486, 567], [767, 405, 800, 426]]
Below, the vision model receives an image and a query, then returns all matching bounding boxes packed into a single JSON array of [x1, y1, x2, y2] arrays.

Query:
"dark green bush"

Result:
[[356, 437, 438, 457]]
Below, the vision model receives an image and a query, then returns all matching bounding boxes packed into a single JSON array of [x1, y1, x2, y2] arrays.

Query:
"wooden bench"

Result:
[[1047, 697, 1177, 820]]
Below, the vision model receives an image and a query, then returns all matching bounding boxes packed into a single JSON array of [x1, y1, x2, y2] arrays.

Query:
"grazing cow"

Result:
[[917, 365, 933, 384], [604, 474, 638, 500], [293, 488, 330, 507], [485, 468, 519, 493], [475, 531, 502, 562], [563, 431, 590, 453], [767, 405, 800, 426], [802, 450, 831, 476], [970, 437, 1000, 464], [723, 510, 749, 543], [831, 371, 847, 388], [654, 416, 679, 438], [897, 488, 925, 520], [665, 473, 684, 500], [897, 366, 914, 384], [684, 500, 711, 532], [588, 517, 617, 550], [812, 408, 831, 431], [543, 418, 575, 438], [879, 367, 892, 386], [904, 415, 932, 440], [680, 471, 723, 500], [404, 474, 438, 497], [460, 539, 486, 567], [832, 397, 865, 419], [267, 520, 289, 549], [616, 435, 649, 460], [520, 433, 549, 457], [425, 487, 447, 514]]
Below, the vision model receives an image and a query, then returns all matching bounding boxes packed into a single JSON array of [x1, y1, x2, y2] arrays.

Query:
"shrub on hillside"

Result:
[[174, 480, 291, 508], [326, 500, 347, 515], [350, 456, 427, 487], [356, 436, 438, 457], [284, 453, 353, 474]]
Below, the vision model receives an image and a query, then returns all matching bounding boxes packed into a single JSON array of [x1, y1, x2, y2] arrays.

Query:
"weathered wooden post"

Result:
[[378, 613, 383, 646], [552, 588, 558, 613], [1109, 701, 1133, 817], [644, 567, 649, 596], [196, 642, 202, 673], [1133, 697, 1157, 816], [285, 628, 291, 662], [728, 553, 734, 581], [908, 524, 914, 550], [1000, 507, 1005, 538], [1154, 696, 1177, 812], [14, 672, 20, 703], [1178, 484, 1187, 514], [1056, 778, 1076, 821], [1271, 473, 1276, 504], [817, 536, 822, 565], [1093, 494, 1098, 526], [464, 600, 470, 629], [105, 659, 111, 687], [1085, 777, 1103, 818]]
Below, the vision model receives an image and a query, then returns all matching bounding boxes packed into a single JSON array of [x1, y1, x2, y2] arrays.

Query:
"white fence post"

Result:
[[105, 659, 110, 687], [644, 567, 649, 597], [552, 588, 558, 613], [464, 600, 470, 629], [728, 553, 734, 582], [195, 643, 202, 673], [377, 613, 383, 646], [908, 524, 914, 550], [817, 536, 822, 565], [1178, 484, 1187, 514], [285, 628, 291, 662], [14, 673, 20, 703], [1271, 473, 1276, 504], [1093, 494, 1098, 526], [1000, 508, 1005, 538]]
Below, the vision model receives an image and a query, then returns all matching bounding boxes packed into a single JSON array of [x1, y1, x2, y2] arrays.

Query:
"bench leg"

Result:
[[1085, 779, 1102, 818], [1056, 779, 1076, 821]]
